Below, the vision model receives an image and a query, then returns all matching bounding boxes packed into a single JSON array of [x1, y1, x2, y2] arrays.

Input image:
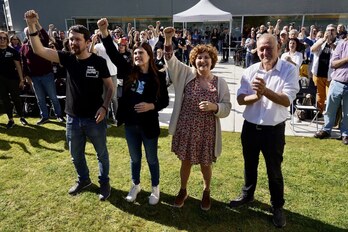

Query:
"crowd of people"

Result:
[[0, 9, 347, 229]]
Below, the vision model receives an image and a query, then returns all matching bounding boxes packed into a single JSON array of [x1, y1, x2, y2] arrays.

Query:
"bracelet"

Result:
[[101, 105, 107, 112], [29, 31, 39, 37]]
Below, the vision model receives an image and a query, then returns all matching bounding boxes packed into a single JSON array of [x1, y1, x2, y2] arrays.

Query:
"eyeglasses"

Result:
[[327, 29, 335, 32], [0, 37, 7, 40]]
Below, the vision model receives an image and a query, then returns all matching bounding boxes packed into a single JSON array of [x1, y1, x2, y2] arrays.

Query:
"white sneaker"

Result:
[[149, 185, 160, 205], [125, 183, 141, 202]]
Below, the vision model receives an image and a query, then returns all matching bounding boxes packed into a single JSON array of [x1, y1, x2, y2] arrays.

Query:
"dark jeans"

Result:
[[125, 124, 159, 187], [0, 77, 23, 119], [66, 115, 110, 183], [241, 120, 286, 208], [222, 46, 229, 61]]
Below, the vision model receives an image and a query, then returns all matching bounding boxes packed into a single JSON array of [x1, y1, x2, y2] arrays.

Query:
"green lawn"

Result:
[[0, 115, 347, 231]]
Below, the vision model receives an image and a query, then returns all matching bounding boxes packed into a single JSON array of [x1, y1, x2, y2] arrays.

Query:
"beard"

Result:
[[71, 47, 81, 55]]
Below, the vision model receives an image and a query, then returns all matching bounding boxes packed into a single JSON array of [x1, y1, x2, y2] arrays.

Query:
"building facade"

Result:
[[4, 0, 348, 39]]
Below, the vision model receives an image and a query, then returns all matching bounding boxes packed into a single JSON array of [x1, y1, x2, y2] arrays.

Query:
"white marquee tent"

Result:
[[173, 0, 232, 23], [173, 0, 233, 60]]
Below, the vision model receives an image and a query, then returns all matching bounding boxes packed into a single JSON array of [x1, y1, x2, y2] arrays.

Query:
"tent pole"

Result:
[[229, 19, 232, 63]]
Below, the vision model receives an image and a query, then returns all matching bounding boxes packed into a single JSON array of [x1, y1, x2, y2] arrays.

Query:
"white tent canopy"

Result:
[[173, 0, 232, 22], [173, 0, 233, 61]]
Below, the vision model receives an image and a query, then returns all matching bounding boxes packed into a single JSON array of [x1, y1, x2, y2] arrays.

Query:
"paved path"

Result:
[[159, 58, 339, 137]]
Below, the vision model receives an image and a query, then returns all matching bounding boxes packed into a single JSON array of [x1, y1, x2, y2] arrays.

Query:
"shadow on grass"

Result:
[[103, 188, 345, 232], [0, 154, 13, 159], [107, 125, 169, 139], [0, 122, 66, 155]]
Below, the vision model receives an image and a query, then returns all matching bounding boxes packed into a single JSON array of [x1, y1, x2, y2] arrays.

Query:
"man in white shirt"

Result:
[[229, 34, 299, 228]]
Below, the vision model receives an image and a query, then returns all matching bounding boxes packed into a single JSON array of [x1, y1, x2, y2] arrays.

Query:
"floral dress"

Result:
[[172, 76, 218, 165]]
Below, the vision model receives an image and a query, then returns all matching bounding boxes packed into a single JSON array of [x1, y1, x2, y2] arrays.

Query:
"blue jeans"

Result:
[[66, 115, 109, 183], [322, 80, 348, 136], [31, 72, 62, 118], [245, 52, 253, 68], [125, 125, 159, 186]]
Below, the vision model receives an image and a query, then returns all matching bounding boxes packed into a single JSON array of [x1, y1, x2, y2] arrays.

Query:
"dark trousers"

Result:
[[222, 46, 229, 61], [0, 77, 23, 119], [241, 120, 286, 208]]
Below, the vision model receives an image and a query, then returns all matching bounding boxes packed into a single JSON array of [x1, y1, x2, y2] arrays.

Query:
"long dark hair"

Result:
[[125, 42, 161, 97], [286, 38, 301, 52]]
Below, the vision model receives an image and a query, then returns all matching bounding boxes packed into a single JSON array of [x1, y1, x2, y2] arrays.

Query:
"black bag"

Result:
[[23, 98, 40, 117], [295, 94, 315, 120]]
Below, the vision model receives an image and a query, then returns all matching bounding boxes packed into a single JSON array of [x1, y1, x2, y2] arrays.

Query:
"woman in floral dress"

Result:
[[163, 27, 231, 211]]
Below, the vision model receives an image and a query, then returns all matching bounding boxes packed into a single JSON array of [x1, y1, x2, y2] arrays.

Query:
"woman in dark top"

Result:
[[0, 30, 28, 128], [210, 28, 219, 51], [97, 18, 169, 205]]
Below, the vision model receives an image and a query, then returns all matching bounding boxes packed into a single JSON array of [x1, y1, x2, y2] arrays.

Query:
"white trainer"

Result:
[[149, 185, 160, 205], [125, 183, 141, 202]]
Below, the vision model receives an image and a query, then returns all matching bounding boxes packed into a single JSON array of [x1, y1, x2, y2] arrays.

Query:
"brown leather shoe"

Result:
[[173, 189, 188, 208], [201, 190, 211, 211], [342, 136, 348, 145], [314, 130, 330, 139]]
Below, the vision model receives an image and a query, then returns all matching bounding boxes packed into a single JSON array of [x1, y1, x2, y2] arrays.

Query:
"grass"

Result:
[[0, 114, 347, 232]]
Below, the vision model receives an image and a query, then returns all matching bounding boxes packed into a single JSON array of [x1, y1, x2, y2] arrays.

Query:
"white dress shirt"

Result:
[[237, 59, 299, 126]]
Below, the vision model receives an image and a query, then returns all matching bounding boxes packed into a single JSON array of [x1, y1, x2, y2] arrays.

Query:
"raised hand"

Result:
[[163, 27, 175, 40], [97, 18, 109, 38], [24, 10, 39, 28]]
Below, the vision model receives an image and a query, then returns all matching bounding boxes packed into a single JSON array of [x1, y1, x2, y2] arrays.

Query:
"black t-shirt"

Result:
[[317, 43, 331, 78], [58, 51, 110, 118], [0, 46, 20, 80], [155, 57, 165, 70]]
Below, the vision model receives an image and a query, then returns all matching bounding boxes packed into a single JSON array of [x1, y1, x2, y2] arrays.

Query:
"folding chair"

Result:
[[291, 76, 319, 131]]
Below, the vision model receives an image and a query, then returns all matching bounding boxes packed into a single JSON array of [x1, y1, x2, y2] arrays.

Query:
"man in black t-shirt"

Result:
[[25, 10, 114, 201]]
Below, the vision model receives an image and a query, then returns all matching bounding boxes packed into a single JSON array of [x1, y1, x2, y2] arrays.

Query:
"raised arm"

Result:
[[274, 19, 281, 36], [163, 27, 175, 60], [24, 10, 60, 63], [331, 41, 348, 69], [97, 18, 131, 76]]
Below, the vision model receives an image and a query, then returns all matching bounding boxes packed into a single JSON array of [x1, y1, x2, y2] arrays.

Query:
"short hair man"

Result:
[[314, 38, 348, 145], [229, 34, 299, 228], [25, 10, 115, 201], [310, 24, 338, 114]]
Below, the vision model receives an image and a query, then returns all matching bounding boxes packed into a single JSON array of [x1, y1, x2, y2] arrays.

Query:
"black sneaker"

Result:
[[57, 116, 66, 123], [229, 195, 254, 208], [68, 179, 92, 195], [6, 120, 15, 129], [20, 117, 28, 126], [272, 207, 286, 228], [37, 117, 49, 125], [314, 130, 330, 139], [99, 181, 111, 201]]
